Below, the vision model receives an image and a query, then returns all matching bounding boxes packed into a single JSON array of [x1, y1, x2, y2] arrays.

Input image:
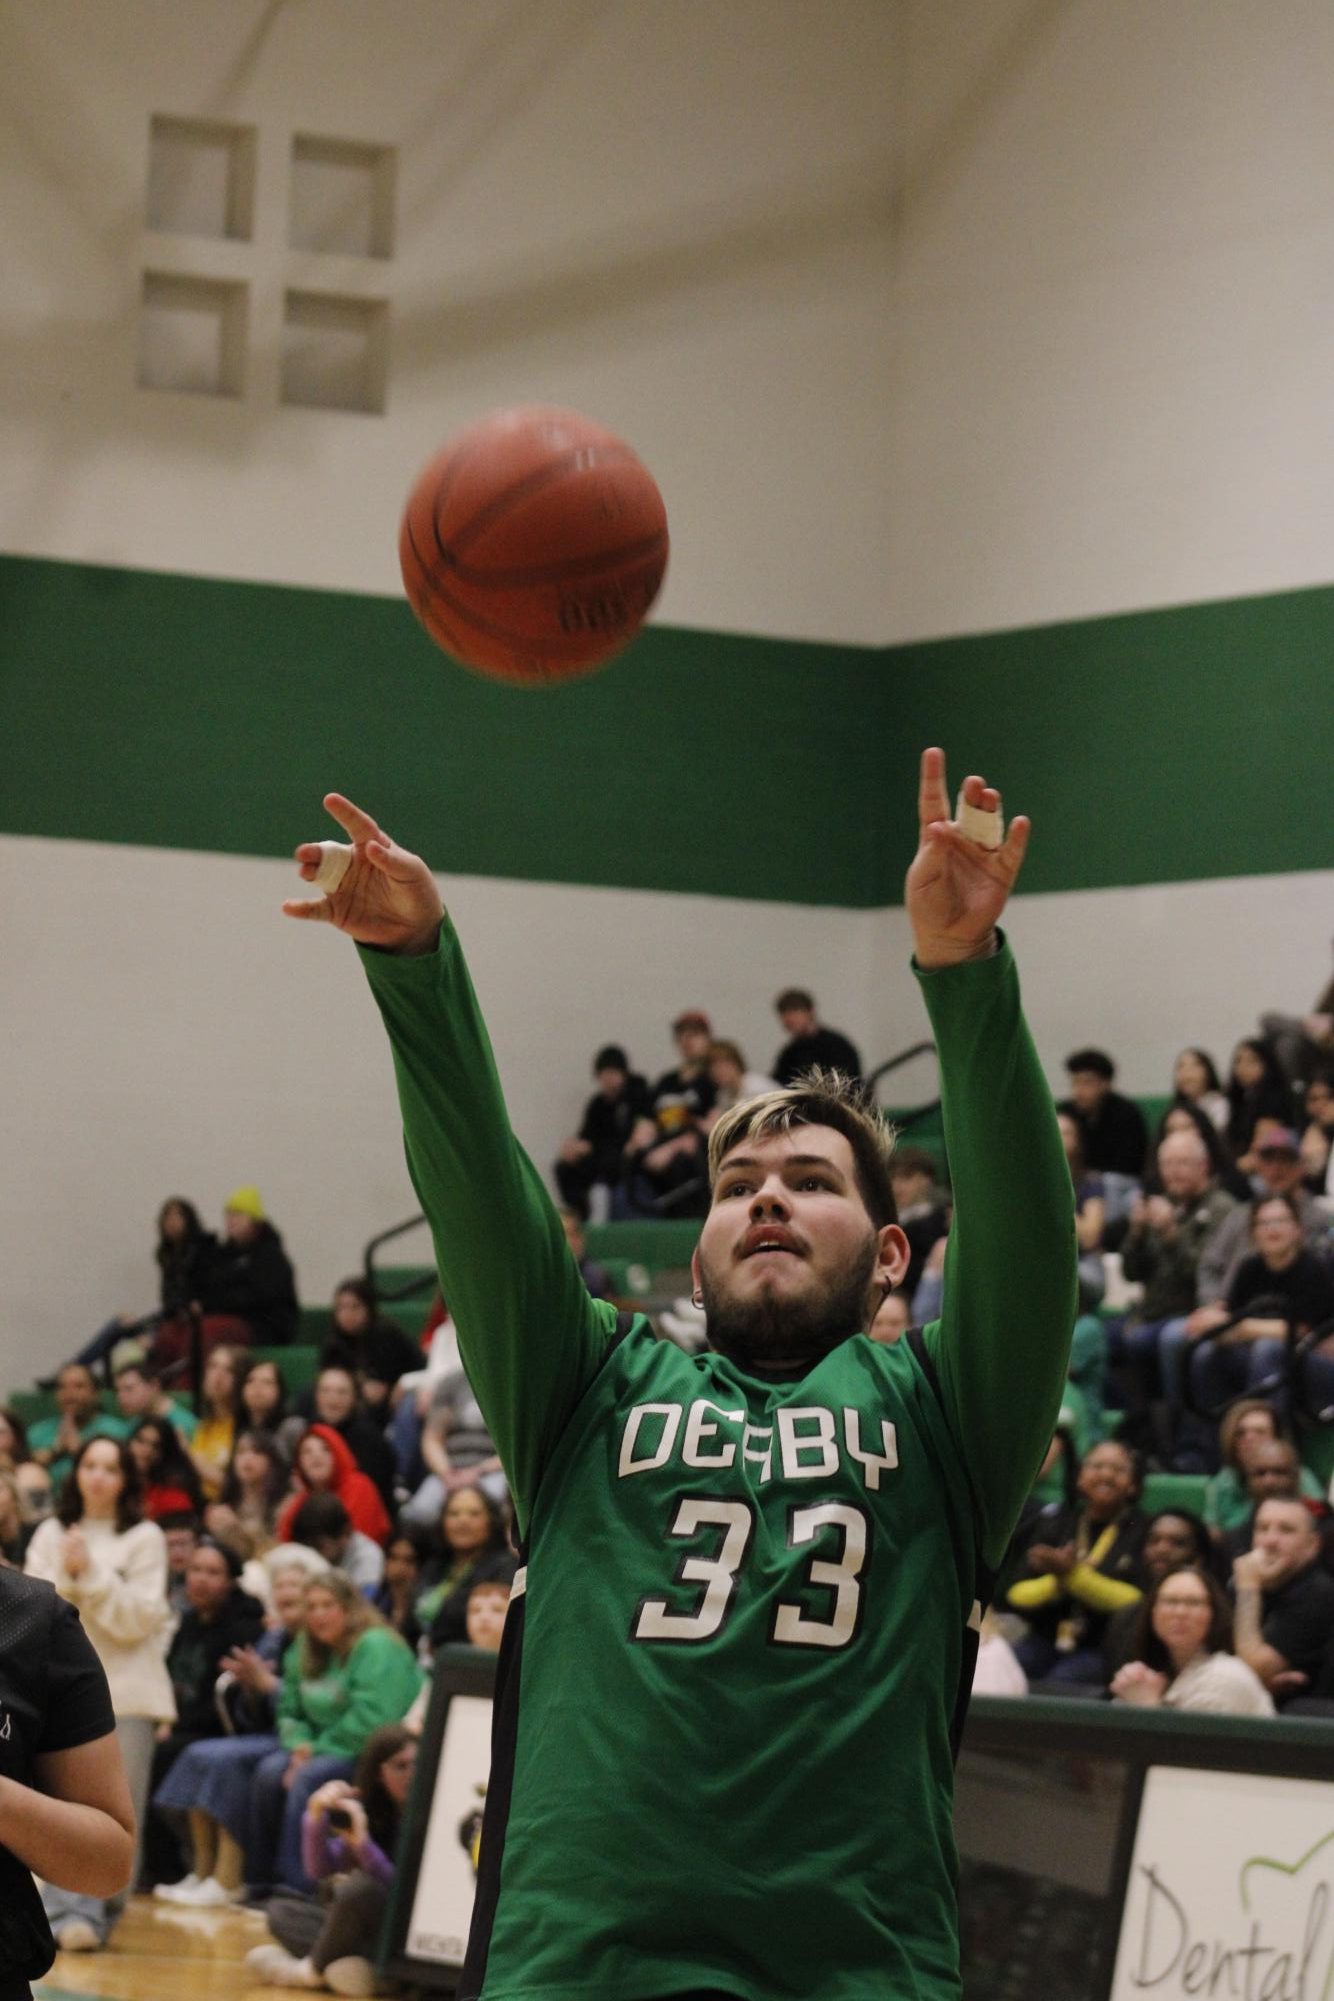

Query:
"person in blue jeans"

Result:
[[245, 1574, 420, 1894], [1187, 1193, 1334, 1421]]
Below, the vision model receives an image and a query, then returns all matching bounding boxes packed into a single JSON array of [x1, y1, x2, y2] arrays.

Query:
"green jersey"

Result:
[[361, 924, 1075, 2001]]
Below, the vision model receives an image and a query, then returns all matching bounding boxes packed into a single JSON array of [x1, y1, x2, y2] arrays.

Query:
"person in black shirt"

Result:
[[1189, 1193, 1334, 1414], [318, 1279, 422, 1415], [1102, 1509, 1215, 1677], [771, 987, 862, 1089], [554, 1044, 652, 1219], [624, 1012, 717, 1216], [1059, 1047, 1148, 1177], [1215, 1440, 1310, 1572], [0, 1570, 134, 1984], [206, 1187, 299, 1347], [1231, 1496, 1334, 1703]]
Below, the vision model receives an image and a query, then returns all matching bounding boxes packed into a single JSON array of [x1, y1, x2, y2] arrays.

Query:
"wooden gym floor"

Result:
[[37, 1896, 305, 2001]]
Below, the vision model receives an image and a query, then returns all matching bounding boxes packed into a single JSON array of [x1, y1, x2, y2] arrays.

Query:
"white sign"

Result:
[[405, 1693, 494, 1969], [1111, 1766, 1334, 2001]]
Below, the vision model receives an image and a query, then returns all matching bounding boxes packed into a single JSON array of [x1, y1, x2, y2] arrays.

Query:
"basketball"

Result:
[[398, 406, 669, 684]]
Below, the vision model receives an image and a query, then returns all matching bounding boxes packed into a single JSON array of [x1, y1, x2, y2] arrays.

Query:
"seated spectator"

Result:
[[403, 1367, 508, 1527], [212, 1186, 299, 1345], [1117, 1130, 1238, 1456], [154, 1554, 322, 1906], [1056, 1112, 1107, 1303], [771, 988, 861, 1089], [705, 1040, 778, 1119], [1103, 1510, 1216, 1677], [1059, 1048, 1148, 1178], [287, 1493, 385, 1595], [1187, 1194, 1334, 1416], [145, 1538, 266, 1888], [0, 1405, 32, 1471], [249, 1724, 418, 1993], [154, 1195, 221, 1313], [309, 1367, 397, 1509], [625, 1010, 717, 1217], [127, 1417, 205, 1521], [867, 1289, 911, 1345], [372, 1528, 427, 1650], [416, 1486, 515, 1647], [246, 1575, 422, 1895], [1007, 1440, 1147, 1685], [1215, 1439, 1323, 1571], [279, 1431, 391, 1553], [464, 1571, 513, 1652], [1197, 1127, 1328, 1300], [1152, 1101, 1252, 1204], [1204, 1401, 1323, 1535], [0, 1469, 28, 1565], [1297, 1069, 1334, 1198], [558, 1208, 614, 1302], [1111, 1567, 1273, 1715], [209, 1429, 289, 1557], [159, 1511, 201, 1627], [24, 1436, 174, 1949], [1224, 1039, 1294, 1171], [888, 1147, 951, 1301], [1262, 946, 1334, 1085], [112, 1360, 198, 1442], [188, 1344, 243, 1499], [318, 1279, 422, 1413], [555, 1044, 652, 1222], [1231, 1496, 1334, 1703], [239, 1357, 294, 1445], [1169, 1048, 1229, 1134], [28, 1365, 123, 1490]]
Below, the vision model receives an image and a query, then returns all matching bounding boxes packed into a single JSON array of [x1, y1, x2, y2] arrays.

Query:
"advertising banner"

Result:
[[1111, 1765, 1334, 2000]]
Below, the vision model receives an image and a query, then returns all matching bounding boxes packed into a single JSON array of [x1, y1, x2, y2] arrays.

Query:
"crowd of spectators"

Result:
[[4, 970, 1333, 1973], [555, 986, 862, 1221]]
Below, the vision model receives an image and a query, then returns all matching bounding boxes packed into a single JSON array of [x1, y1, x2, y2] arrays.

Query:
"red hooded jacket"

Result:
[[276, 1423, 392, 1547]]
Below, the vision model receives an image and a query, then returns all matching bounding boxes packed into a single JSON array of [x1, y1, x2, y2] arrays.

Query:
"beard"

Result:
[[700, 1236, 879, 1375]]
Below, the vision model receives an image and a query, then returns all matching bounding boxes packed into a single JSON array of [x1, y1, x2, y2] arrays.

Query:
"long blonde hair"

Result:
[[298, 1570, 396, 1677]]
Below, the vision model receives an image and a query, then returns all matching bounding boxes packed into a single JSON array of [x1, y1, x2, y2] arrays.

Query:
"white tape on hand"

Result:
[[313, 841, 353, 895], [955, 788, 1003, 851]]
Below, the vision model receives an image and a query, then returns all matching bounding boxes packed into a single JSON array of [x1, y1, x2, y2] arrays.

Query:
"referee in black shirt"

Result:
[[0, 1567, 134, 1995]]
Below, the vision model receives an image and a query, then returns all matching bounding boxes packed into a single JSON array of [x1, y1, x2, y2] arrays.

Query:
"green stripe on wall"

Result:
[[3, 554, 1331, 904]]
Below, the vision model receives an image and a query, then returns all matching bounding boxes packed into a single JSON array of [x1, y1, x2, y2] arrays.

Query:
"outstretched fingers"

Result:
[[1000, 813, 1031, 878], [323, 793, 385, 846]]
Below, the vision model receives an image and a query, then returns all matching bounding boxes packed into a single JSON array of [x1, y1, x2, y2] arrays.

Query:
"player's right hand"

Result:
[[284, 793, 445, 956]]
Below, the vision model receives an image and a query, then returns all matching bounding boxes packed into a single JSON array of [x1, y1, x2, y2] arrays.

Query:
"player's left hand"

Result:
[[906, 748, 1030, 970]]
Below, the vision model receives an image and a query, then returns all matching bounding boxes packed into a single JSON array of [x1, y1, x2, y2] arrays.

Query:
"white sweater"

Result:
[[25, 1514, 176, 1722], [1163, 1651, 1275, 1718]]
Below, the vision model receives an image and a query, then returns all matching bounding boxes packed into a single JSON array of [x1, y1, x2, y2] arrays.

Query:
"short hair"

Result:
[[158, 1508, 201, 1537], [708, 1039, 746, 1069], [1251, 1190, 1302, 1223], [112, 1359, 157, 1385], [1065, 1048, 1115, 1080], [290, 1493, 351, 1546], [1254, 1494, 1317, 1535], [707, 1071, 897, 1230], [1133, 1566, 1233, 1671], [56, 1363, 96, 1390], [774, 987, 815, 1015], [1142, 1508, 1214, 1569], [890, 1146, 939, 1182], [593, 1043, 628, 1075]]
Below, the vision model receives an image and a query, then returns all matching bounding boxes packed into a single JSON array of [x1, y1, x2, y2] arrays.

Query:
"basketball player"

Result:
[[284, 747, 1076, 2001]]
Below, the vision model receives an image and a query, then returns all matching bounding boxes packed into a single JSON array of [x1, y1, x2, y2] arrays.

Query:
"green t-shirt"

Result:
[[27, 1412, 127, 1490], [362, 921, 1075, 2001], [277, 1623, 422, 1759]]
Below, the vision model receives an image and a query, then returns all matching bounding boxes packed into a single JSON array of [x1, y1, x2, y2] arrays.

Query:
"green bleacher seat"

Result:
[[583, 1221, 699, 1266], [1140, 1471, 1208, 1518]]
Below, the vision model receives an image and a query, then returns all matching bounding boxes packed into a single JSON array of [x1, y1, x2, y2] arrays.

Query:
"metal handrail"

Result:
[[363, 1213, 434, 1307]]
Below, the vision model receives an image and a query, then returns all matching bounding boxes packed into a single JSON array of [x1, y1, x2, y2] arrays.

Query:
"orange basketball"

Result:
[[398, 406, 669, 684]]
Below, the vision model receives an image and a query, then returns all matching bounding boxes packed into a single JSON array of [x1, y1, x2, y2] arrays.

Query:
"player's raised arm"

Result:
[[906, 750, 1077, 1569], [284, 794, 614, 1531]]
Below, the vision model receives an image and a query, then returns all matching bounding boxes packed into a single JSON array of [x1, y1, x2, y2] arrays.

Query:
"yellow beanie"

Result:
[[224, 1184, 267, 1221]]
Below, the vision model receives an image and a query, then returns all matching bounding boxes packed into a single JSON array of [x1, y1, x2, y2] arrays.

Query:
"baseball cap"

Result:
[[1256, 1128, 1300, 1156]]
